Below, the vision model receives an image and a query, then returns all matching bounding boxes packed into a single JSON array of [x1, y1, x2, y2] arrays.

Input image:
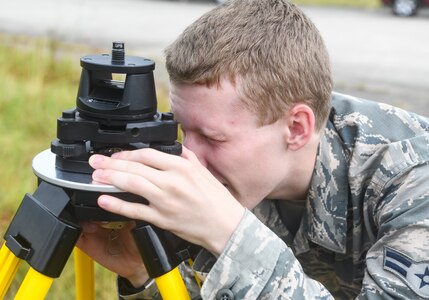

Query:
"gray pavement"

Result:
[[1, 0, 428, 115]]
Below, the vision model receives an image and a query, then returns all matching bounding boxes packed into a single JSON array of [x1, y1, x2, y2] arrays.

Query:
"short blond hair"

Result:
[[165, 0, 333, 130]]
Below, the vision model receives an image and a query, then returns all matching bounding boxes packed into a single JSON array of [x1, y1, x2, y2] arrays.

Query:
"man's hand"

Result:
[[76, 221, 149, 288], [88, 147, 245, 256]]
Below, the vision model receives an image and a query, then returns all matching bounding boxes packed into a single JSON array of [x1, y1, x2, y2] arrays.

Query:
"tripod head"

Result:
[[51, 41, 181, 174]]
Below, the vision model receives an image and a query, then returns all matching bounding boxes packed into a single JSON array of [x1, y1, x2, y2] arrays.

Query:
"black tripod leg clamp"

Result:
[[132, 222, 182, 279], [3, 181, 81, 278]]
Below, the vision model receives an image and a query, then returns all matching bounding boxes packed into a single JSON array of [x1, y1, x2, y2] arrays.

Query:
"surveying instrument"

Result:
[[0, 42, 195, 299]]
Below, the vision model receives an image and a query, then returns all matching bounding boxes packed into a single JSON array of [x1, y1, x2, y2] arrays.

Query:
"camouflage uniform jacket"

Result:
[[195, 93, 429, 299]]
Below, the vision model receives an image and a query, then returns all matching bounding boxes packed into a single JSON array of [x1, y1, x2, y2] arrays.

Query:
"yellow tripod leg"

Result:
[[14, 267, 54, 300], [0, 244, 22, 299], [74, 247, 95, 300], [155, 267, 190, 300], [0, 242, 10, 266]]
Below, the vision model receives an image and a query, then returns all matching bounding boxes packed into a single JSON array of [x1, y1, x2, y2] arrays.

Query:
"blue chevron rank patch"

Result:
[[383, 247, 429, 298]]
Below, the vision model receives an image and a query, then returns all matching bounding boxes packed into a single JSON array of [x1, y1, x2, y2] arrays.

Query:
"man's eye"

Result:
[[206, 136, 225, 143]]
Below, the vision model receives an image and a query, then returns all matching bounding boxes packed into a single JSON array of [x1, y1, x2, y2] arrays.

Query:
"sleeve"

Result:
[[200, 209, 334, 300], [117, 276, 160, 300], [117, 260, 202, 300], [358, 163, 429, 299]]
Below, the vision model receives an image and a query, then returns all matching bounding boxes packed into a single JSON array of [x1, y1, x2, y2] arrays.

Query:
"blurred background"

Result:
[[0, 0, 428, 298]]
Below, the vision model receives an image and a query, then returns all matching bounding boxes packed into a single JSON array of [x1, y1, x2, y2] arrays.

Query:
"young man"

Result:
[[77, 0, 429, 299]]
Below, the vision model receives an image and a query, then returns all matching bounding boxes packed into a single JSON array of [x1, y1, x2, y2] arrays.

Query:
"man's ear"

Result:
[[283, 104, 316, 151]]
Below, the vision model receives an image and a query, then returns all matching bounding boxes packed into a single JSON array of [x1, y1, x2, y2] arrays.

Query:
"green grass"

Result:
[[0, 34, 170, 299]]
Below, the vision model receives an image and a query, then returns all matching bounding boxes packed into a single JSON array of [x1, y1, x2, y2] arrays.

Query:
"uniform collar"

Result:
[[297, 119, 350, 254]]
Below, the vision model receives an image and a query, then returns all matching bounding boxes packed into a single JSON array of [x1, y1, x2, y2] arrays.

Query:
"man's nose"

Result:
[[183, 135, 208, 168]]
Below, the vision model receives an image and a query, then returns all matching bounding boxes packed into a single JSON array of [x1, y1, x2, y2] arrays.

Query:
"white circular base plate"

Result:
[[32, 149, 122, 193]]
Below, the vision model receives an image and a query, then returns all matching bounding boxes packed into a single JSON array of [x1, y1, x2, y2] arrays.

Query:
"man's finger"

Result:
[[110, 148, 184, 171], [90, 154, 163, 181], [92, 168, 163, 199], [97, 195, 161, 225]]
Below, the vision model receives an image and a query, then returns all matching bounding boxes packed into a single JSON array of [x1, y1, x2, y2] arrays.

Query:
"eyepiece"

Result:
[[111, 41, 125, 64]]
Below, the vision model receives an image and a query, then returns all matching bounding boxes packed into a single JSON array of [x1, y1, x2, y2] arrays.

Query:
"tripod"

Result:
[[0, 42, 195, 299], [0, 152, 191, 300]]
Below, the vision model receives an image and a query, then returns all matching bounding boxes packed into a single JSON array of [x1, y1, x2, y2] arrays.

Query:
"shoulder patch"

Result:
[[384, 247, 429, 299]]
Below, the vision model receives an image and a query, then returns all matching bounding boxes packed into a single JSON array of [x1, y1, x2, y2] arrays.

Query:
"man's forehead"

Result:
[[170, 81, 244, 111]]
